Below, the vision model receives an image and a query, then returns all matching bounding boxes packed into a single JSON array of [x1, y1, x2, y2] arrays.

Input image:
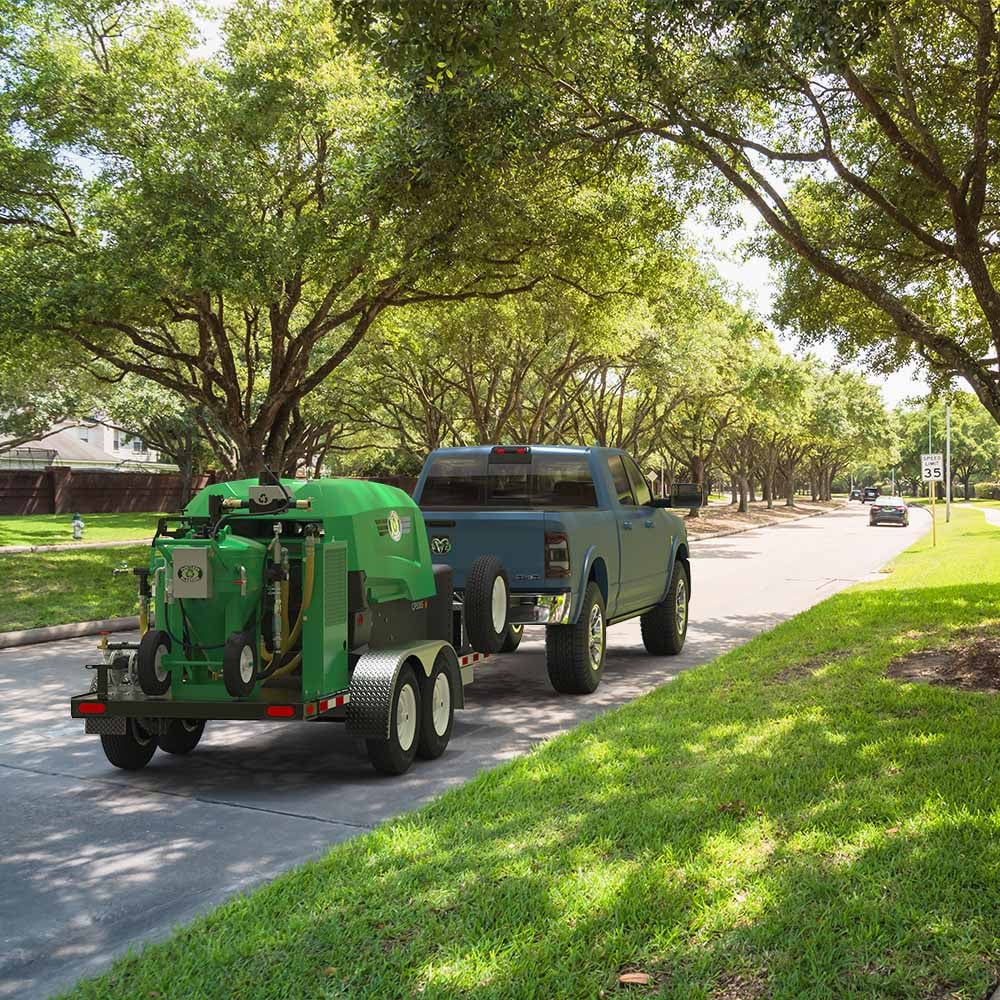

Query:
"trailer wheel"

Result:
[[499, 623, 524, 653], [545, 581, 606, 694], [136, 629, 172, 696], [464, 555, 509, 654], [417, 655, 456, 760], [223, 632, 257, 698], [100, 719, 157, 770], [640, 563, 689, 655], [366, 663, 421, 775], [158, 719, 205, 755]]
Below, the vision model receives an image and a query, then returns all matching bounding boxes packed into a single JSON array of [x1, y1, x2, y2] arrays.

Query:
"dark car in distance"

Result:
[[870, 495, 909, 527], [850, 488, 862, 501], [862, 486, 879, 503]]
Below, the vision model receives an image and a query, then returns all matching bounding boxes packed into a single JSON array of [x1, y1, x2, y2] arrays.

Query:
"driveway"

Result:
[[0, 501, 924, 998]]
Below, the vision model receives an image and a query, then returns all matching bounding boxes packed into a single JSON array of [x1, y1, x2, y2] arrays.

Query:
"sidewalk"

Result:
[[684, 498, 845, 539], [0, 538, 150, 554]]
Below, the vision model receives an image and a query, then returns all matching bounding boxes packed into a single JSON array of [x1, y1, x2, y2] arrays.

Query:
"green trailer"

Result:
[[70, 475, 508, 775]]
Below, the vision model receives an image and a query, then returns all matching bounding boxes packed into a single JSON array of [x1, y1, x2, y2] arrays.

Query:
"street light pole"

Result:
[[946, 402, 952, 522]]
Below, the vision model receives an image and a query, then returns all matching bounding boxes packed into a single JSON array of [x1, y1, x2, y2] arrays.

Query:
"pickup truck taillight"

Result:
[[545, 532, 570, 578]]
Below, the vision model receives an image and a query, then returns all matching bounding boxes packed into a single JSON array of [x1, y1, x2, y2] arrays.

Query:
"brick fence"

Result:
[[0, 470, 417, 516]]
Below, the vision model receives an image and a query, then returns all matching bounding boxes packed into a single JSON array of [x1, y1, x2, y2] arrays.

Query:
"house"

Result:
[[0, 418, 177, 472]]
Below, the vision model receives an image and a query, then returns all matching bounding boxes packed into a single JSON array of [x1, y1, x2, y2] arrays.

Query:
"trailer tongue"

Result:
[[70, 475, 503, 775]]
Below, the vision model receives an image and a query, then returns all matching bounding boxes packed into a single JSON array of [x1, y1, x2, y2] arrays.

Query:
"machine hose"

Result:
[[263, 535, 316, 683]]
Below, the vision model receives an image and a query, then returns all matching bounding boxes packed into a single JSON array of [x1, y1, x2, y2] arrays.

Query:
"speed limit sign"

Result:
[[921, 453, 943, 481]]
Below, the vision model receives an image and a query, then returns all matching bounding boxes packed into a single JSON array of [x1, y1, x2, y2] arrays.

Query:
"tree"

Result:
[[1, 0, 670, 475], [349, 0, 1000, 425]]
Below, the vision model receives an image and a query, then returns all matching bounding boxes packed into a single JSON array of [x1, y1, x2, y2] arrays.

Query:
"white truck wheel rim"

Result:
[[491, 576, 507, 633], [154, 645, 168, 683], [239, 646, 254, 683], [397, 682, 417, 751], [589, 604, 604, 669], [675, 579, 687, 632], [431, 672, 451, 736]]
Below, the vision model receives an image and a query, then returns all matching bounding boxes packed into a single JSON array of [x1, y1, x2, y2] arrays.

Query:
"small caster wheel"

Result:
[[137, 629, 172, 696], [223, 631, 257, 698]]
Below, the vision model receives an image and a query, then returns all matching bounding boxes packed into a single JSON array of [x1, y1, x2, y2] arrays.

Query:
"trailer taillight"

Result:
[[266, 705, 295, 718], [545, 532, 570, 578], [79, 702, 106, 715]]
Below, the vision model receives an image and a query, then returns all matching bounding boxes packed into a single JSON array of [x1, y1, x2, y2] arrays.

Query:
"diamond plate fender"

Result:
[[346, 640, 463, 739], [85, 717, 127, 735]]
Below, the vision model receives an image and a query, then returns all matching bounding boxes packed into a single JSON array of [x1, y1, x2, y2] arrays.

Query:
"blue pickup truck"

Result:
[[413, 445, 699, 694]]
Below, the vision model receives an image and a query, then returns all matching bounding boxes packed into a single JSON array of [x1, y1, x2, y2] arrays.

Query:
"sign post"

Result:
[[922, 453, 943, 546]]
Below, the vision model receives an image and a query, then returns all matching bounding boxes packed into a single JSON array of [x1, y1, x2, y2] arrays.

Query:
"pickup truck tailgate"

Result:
[[421, 511, 547, 589]]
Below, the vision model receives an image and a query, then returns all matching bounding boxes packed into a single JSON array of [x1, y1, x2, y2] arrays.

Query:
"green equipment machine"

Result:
[[71, 475, 508, 775]]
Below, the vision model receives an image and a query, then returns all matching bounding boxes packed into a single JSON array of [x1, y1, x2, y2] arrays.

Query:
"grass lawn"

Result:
[[62, 509, 1000, 1000], [0, 512, 161, 548], [0, 545, 146, 631]]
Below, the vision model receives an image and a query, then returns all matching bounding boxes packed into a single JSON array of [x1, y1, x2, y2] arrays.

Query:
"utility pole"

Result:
[[946, 402, 952, 523]]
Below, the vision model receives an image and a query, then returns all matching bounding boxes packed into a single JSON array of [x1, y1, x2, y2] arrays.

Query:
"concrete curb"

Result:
[[0, 539, 150, 555], [0, 616, 139, 650], [686, 503, 846, 542]]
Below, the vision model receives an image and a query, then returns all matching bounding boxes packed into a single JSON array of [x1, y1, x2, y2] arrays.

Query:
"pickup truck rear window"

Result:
[[420, 453, 599, 509]]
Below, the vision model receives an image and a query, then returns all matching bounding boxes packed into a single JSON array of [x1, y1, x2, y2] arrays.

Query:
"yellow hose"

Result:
[[264, 536, 316, 682]]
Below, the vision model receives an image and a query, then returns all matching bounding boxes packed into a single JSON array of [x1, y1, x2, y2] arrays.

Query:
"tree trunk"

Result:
[[738, 475, 749, 513]]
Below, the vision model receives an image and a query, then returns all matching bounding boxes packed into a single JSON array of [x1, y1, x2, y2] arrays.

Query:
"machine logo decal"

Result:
[[430, 535, 452, 554], [387, 510, 403, 542], [177, 564, 203, 582]]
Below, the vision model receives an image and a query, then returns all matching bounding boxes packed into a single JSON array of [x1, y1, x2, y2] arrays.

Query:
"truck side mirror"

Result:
[[656, 483, 702, 509]]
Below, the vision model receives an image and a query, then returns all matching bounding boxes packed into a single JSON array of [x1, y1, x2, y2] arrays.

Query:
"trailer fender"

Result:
[[346, 640, 463, 739]]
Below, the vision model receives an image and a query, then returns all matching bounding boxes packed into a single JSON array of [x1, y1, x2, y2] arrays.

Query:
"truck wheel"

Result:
[[640, 563, 689, 655], [417, 655, 455, 760], [223, 631, 257, 698], [366, 663, 422, 775], [136, 629, 172, 696], [464, 555, 509, 654], [545, 581, 606, 694], [158, 719, 205, 755], [500, 623, 524, 653], [101, 719, 157, 770]]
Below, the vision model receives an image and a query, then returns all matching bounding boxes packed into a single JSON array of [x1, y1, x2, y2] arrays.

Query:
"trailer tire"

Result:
[[223, 632, 257, 698], [417, 654, 456, 760], [545, 581, 606, 694], [499, 623, 524, 653], [136, 629, 172, 696], [158, 719, 205, 755], [101, 719, 157, 770], [366, 663, 421, 775], [464, 555, 509, 654], [640, 563, 689, 655]]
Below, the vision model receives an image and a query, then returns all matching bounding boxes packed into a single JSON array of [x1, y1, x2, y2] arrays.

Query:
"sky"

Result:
[[684, 208, 931, 409]]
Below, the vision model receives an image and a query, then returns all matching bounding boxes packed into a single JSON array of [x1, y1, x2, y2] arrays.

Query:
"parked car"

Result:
[[413, 445, 700, 694], [850, 488, 862, 501], [870, 495, 909, 527], [862, 486, 880, 503]]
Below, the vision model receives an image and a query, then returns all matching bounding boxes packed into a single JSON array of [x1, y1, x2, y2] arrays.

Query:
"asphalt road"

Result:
[[0, 502, 926, 999]]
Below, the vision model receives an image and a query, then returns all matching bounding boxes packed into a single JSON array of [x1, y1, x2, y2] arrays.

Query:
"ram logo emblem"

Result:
[[430, 535, 452, 555]]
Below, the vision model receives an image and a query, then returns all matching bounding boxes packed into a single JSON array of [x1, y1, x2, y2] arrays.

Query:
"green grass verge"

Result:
[[0, 512, 161, 547], [62, 509, 1000, 999], [0, 545, 146, 631]]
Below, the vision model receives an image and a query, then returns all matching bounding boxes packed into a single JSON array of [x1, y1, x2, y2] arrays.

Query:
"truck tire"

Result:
[[158, 719, 205, 755], [640, 563, 689, 655], [223, 631, 258, 698], [500, 623, 524, 653], [136, 629, 172, 696], [545, 581, 606, 694], [101, 719, 157, 770], [366, 663, 422, 775], [417, 654, 456, 760], [464, 555, 509, 654]]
